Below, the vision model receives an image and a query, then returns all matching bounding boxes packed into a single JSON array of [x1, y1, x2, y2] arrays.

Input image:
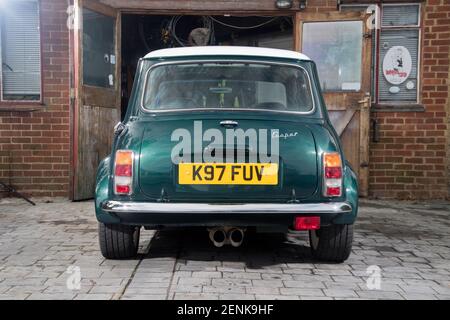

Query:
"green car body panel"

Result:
[[94, 52, 359, 229]]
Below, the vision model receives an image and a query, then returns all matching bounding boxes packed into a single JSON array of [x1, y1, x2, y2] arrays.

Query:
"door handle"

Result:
[[220, 120, 238, 128]]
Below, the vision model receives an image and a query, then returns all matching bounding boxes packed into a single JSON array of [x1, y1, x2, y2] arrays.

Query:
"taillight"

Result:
[[114, 150, 133, 195], [323, 152, 342, 197], [294, 216, 320, 230]]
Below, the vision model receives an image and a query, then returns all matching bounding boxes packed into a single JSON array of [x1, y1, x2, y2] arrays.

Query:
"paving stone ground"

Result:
[[0, 198, 449, 300]]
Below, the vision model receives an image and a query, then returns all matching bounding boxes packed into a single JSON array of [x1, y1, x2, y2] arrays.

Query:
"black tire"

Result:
[[98, 223, 140, 259], [309, 224, 353, 263]]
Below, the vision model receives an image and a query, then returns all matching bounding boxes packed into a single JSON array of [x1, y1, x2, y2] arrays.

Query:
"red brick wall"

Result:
[[369, 0, 450, 200], [0, 0, 70, 198]]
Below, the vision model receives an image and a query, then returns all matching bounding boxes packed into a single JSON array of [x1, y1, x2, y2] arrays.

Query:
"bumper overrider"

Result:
[[99, 201, 355, 227]]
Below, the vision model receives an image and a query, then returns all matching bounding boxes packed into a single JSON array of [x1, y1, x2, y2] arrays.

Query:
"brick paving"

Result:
[[0, 198, 449, 300]]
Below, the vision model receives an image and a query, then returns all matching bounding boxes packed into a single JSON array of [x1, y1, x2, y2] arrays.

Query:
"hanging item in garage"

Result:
[[165, 16, 215, 47], [188, 28, 211, 46], [382, 45, 412, 85]]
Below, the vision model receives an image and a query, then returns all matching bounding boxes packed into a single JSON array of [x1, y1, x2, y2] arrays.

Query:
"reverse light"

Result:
[[114, 150, 133, 195], [323, 152, 342, 197], [294, 216, 320, 230]]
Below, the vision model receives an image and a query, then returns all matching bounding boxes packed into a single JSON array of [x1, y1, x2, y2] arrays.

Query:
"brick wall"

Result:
[[369, 0, 450, 200], [448, 103, 450, 199], [447, 9, 450, 200], [0, 0, 70, 198]]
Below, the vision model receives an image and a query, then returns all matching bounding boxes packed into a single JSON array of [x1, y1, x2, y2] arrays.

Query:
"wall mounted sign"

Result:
[[383, 46, 412, 85]]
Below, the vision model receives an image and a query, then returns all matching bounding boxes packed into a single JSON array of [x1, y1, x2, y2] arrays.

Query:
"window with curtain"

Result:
[[0, 0, 41, 101]]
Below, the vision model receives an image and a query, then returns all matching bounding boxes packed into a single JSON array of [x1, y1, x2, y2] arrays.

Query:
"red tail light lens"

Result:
[[325, 167, 342, 179], [114, 150, 133, 195], [115, 164, 132, 177], [326, 187, 341, 196], [323, 152, 342, 197], [294, 216, 320, 230], [115, 185, 130, 194]]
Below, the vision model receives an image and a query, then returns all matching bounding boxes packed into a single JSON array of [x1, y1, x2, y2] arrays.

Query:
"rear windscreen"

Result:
[[142, 62, 314, 113]]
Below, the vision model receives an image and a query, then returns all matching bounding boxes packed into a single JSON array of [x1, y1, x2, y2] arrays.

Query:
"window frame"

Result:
[[377, 2, 422, 105], [0, 0, 44, 106], [301, 19, 365, 93], [339, 3, 378, 103], [140, 60, 316, 115]]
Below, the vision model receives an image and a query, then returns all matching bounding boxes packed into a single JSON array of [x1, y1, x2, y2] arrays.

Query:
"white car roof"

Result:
[[144, 46, 311, 61]]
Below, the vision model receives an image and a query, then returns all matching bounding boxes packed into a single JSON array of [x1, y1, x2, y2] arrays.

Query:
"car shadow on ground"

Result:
[[138, 227, 320, 268]]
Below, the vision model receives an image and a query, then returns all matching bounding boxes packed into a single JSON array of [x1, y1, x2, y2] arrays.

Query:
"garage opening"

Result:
[[120, 14, 294, 118]]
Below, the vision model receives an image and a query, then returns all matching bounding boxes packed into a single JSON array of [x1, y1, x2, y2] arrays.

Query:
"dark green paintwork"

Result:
[[94, 54, 359, 227]]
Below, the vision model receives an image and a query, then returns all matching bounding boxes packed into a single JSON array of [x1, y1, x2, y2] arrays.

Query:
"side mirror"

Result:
[[114, 122, 125, 135]]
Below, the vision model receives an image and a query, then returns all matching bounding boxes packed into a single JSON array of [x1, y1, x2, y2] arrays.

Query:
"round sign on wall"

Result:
[[382, 46, 412, 85]]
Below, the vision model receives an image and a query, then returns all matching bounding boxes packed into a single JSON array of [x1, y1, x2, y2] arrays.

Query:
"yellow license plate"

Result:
[[178, 163, 278, 185]]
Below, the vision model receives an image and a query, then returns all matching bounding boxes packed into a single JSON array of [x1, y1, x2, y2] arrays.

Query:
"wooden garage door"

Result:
[[72, 0, 121, 200], [295, 11, 372, 196]]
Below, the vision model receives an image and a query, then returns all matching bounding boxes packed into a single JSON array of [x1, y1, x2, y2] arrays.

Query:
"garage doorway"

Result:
[[120, 14, 294, 118]]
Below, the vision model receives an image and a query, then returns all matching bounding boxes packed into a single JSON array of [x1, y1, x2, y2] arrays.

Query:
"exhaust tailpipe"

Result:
[[228, 228, 245, 247], [209, 228, 227, 247]]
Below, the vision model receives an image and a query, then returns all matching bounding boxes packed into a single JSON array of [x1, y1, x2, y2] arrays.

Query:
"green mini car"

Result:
[[95, 46, 358, 262]]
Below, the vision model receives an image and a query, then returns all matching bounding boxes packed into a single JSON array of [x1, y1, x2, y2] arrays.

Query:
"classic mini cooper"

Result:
[[95, 46, 358, 262]]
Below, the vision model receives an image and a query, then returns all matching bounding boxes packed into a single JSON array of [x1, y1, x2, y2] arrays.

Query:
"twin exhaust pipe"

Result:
[[208, 227, 245, 247]]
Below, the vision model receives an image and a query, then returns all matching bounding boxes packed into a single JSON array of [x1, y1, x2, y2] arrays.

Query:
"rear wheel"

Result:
[[309, 224, 353, 263], [98, 223, 140, 259]]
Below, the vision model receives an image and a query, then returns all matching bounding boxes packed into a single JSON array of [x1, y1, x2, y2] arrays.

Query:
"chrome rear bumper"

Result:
[[101, 201, 352, 215]]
